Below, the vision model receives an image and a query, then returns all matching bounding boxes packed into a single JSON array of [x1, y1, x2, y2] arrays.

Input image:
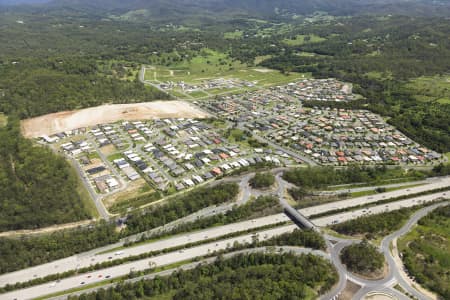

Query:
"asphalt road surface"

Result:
[[2, 226, 304, 300], [1, 172, 448, 299], [50, 246, 329, 300], [300, 175, 450, 217], [1, 180, 448, 287], [1, 193, 448, 299]]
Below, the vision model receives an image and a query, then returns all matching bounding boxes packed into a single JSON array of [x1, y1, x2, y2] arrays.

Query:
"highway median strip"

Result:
[[34, 259, 195, 300], [0, 221, 288, 293], [37, 234, 328, 299], [2, 186, 448, 294], [308, 186, 450, 219]]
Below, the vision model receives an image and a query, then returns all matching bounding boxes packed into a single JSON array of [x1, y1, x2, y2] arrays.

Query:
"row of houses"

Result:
[[273, 78, 354, 102], [200, 86, 441, 166]]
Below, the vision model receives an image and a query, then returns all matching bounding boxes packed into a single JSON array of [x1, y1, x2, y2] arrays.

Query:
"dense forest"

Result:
[[0, 183, 239, 274], [260, 228, 326, 250], [0, 220, 117, 274], [0, 119, 90, 231], [67, 252, 338, 300], [7, 0, 449, 19], [0, 59, 169, 118]]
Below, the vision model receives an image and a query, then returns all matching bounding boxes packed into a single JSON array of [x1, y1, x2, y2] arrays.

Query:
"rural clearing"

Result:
[[21, 101, 210, 138]]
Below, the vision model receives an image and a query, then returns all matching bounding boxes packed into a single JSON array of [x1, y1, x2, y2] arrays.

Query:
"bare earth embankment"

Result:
[[21, 101, 210, 138]]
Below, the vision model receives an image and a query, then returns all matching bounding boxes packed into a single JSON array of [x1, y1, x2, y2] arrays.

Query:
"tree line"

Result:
[[0, 118, 91, 232], [0, 59, 170, 118], [331, 207, 416, 239], [127, 195, 281, 247], [123, 183, 239, 235], [282, 165, 425, 189], [0, 183, 239, 274], [67, 252, 338, 300]]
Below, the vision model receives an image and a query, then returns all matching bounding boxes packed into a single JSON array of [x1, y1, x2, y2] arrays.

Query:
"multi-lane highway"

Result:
[[0, 213, 291, 287], [300, 175, 449, 217], [1, 225, 303, 300], [1, 193, 448, 299], [2, 184, 446, 289], [1, 173, 448, 300]]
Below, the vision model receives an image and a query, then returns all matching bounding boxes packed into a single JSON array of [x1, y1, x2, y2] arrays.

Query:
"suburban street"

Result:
[[69, 156, 110, 220], [138, 66, 171, 95]]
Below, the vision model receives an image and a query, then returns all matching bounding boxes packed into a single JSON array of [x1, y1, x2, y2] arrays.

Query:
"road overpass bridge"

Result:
[[283, 205, 317, 230]]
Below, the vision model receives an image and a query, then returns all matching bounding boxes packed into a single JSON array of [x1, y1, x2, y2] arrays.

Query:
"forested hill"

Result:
[[0, 118, 91, 231], [0, 0, 48, 5], [14, 0, 450, 18]]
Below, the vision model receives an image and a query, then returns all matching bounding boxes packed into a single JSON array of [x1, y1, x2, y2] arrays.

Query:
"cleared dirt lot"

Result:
[[21, 101, 210, 138]]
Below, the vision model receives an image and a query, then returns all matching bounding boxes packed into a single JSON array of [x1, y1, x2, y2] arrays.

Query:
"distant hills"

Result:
[[1, 0, 449, 18], [0, 0, 49, 5]]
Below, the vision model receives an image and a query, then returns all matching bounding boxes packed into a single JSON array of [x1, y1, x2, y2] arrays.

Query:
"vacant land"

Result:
[[404, 75, 450, 104], [144, 49, 308, 97], [224, 30, 243, 39], [145, 49, 247, 83], [399, 205, 450, 299], [0, 113, 6, 127], [21, 101, 209, 138], [283, 34, 327, 46]]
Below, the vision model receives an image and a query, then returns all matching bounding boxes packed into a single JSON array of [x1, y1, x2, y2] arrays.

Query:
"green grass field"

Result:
[[187, 90, 209, 98], [224, 30, 243, 39], [145, 49, 309, 99], [444, 152, 450, 164], [283, 34, 326, 46], [107, 153, 123, 162], [365, 71, 394, 80], [145, 49, 247, 83], [254, 55, 272, 65], [256, 23, 293, 37], [404, 75, 450, 104], [0, 113, 7, 127]]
